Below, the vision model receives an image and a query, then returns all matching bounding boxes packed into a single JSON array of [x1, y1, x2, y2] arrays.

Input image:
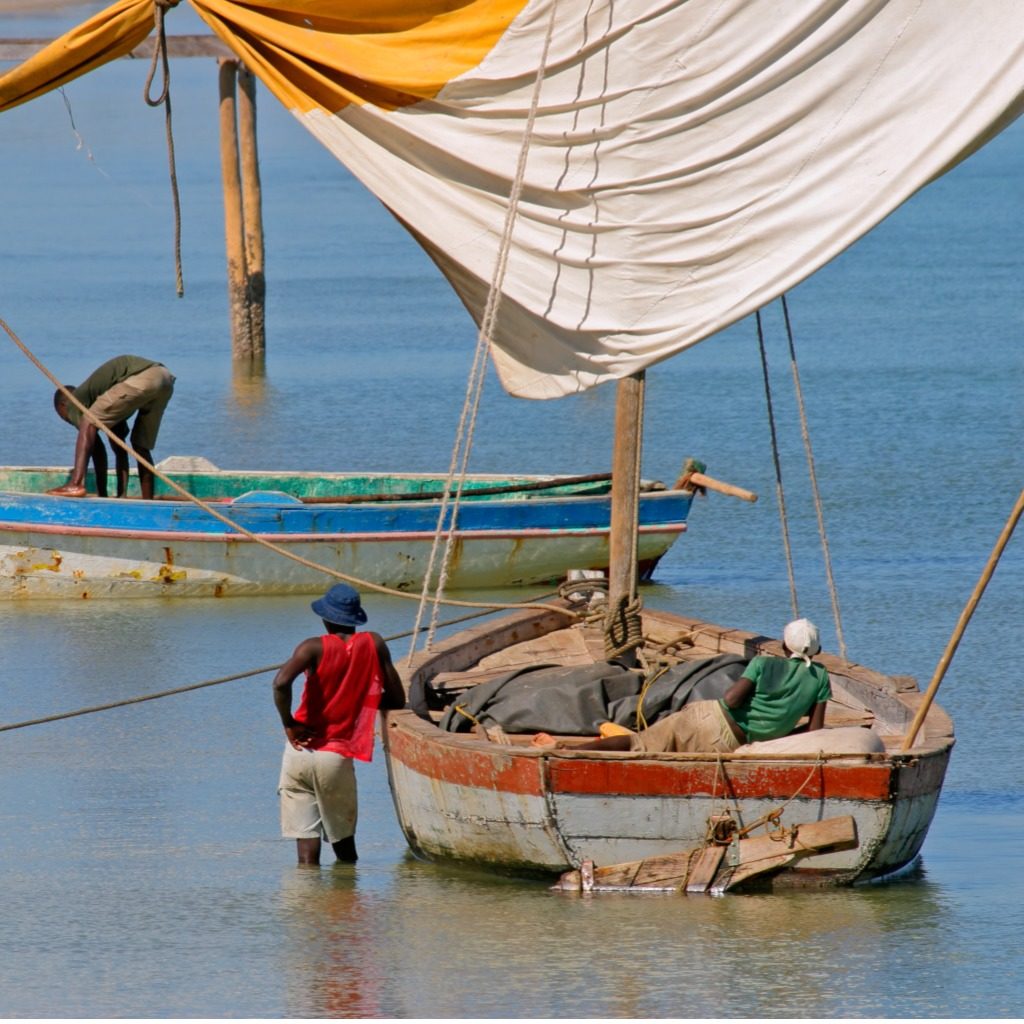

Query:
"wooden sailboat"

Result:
[[2, 1, 1020, 885]]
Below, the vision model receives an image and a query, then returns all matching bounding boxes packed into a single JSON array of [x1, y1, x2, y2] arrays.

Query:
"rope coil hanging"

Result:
[[602, 593, 644, 662], [143, 0, 184, 296]]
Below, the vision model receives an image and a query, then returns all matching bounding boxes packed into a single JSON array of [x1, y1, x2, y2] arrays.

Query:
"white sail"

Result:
[[5, 1, 1023, 398]]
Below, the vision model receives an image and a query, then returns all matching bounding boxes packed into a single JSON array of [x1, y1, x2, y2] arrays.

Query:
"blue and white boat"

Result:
[[0, 460, 702, 599]]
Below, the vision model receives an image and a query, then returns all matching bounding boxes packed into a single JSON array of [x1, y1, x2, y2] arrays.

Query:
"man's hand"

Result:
[[46, 483, 87, 497], [285, 723, 315, 750]]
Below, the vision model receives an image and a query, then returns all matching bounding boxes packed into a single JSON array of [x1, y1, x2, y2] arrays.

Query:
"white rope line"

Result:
[[409, 0, 564, 661], [755, 309, 800, 619], [781, 295, 847, 660]]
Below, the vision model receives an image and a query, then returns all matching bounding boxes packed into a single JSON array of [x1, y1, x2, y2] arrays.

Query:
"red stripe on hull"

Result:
[[547, 757, 893, 801], [386, 720, 544, 795]]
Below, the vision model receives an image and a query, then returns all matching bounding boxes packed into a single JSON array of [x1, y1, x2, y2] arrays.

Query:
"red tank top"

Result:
[[293, 632, 384, 760]]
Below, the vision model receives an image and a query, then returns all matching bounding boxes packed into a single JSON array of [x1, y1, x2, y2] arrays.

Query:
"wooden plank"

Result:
[[631, 852, 695, 888], [684, 845, 726, 892], [715, 848, 802, 890], [714, 816, 857, 892], [553, 816, 858, 895], [0, 35, 232, 62]]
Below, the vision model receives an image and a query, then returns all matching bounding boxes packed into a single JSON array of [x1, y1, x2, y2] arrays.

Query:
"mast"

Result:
[[608, 371, 646, 612]]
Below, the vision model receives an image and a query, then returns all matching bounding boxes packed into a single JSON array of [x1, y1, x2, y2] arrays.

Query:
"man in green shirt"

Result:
[[533, 619, 831, 753], [48, 355, 175, 499]]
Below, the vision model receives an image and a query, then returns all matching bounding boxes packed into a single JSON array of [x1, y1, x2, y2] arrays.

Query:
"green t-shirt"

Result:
[[722, 655, 831, 742], [66, 355, 159, 428]]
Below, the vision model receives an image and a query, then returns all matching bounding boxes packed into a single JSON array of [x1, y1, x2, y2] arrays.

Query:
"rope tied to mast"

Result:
[[602, 592, 644, 662], [143, 0, 184, 297]]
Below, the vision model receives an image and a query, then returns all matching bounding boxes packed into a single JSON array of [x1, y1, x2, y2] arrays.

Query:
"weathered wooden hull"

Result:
[[382, 607, 954, 888], [0, 466, 691, 598]]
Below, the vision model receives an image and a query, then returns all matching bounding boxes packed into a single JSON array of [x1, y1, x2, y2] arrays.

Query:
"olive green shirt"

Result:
[[65, 355, 160, 428]]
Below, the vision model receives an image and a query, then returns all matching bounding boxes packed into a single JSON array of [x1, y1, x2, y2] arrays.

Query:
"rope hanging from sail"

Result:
[[781, 295, 846, 660], [756, 308, 800, 619], [0, 318, 575, 619], [756, 300, 847, 658], [143, 0, 184, 297], [408, 0, 563, 662]]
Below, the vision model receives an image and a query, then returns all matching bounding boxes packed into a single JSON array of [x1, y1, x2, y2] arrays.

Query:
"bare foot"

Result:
[[46, 484, 87, 497]]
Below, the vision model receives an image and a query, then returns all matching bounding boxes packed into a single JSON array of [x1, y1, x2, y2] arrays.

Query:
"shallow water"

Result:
[[1, 3, 1022, 1018]]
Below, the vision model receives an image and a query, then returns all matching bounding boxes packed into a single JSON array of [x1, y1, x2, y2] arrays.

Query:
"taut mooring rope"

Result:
[[0, 317, 576, 620], [0, 602, 547, 735]]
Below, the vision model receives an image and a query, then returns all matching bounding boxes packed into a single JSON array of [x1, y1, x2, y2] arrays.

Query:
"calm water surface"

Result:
[[1, 4, 1022, 1018]]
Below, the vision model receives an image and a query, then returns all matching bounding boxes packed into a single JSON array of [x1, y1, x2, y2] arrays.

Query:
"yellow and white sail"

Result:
[[3, 1, 1023, 398]]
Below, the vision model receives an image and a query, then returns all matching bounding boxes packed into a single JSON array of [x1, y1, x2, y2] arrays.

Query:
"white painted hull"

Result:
[[0, 525, 682, 598]]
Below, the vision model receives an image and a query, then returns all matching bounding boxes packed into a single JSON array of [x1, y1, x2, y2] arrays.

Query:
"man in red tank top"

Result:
[[273, 583, 405, 865]]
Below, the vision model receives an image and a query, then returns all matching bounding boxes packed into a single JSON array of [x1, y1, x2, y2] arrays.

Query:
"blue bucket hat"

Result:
[[311, 583, 368, 627]]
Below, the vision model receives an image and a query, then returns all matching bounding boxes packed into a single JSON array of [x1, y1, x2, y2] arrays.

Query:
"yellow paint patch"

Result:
[[191, 0, 529, 113], [154, 567, 188, 584]]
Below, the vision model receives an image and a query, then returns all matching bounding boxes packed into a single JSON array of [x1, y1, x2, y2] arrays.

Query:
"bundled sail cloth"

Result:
[[3, 1, 1023, 397]]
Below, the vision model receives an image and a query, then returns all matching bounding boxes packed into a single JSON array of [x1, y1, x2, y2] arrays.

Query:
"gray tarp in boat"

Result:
[[438, 654, 748, 735]]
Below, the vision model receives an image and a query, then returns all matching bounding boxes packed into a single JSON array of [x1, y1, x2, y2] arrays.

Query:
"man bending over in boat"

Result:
[[533, 619, 830, 754], [47, 354, 175, 499], [272, 583, 406, 866]]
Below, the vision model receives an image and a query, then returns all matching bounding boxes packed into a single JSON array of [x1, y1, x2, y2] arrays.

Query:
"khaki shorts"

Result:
[[89, 364, 175, 450], [278, 744, 357, 842], [629, 700, 742, 754]]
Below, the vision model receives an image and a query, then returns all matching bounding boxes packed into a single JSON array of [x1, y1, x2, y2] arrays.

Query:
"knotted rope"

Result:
[[143, 0, 184, 296], [602, 592, 644, 662]]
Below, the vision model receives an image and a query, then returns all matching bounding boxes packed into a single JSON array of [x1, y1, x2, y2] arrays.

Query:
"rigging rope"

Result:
[[780, 296, 847, 659], [143, 0, 184, 297], [410, 0, 563, 661], [0, 318, 575, 620], [755, 308, 800, 619], [0, 603, 538, 735]]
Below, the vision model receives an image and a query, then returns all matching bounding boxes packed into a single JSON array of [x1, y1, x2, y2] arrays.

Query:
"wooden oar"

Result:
[[901, 487, 1024, 751], [674, 469, 758, 503]]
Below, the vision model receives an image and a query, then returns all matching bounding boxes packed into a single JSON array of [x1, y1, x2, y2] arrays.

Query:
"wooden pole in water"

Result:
[[237, 65, 266, 365], [218, 58, 252, 360], [608, 371, 646, 609], [901, 487, 1023, 750]]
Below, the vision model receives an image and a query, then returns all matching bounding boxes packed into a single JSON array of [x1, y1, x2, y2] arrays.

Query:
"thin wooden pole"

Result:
[[608, 371, 645, 609], [237, 66, 266, 364], [218, 58, 253, 360], [901, 487, 1024, 750]]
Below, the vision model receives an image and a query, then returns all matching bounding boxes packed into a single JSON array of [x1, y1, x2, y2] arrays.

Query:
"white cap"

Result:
[[784, 618, 821, 664]]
